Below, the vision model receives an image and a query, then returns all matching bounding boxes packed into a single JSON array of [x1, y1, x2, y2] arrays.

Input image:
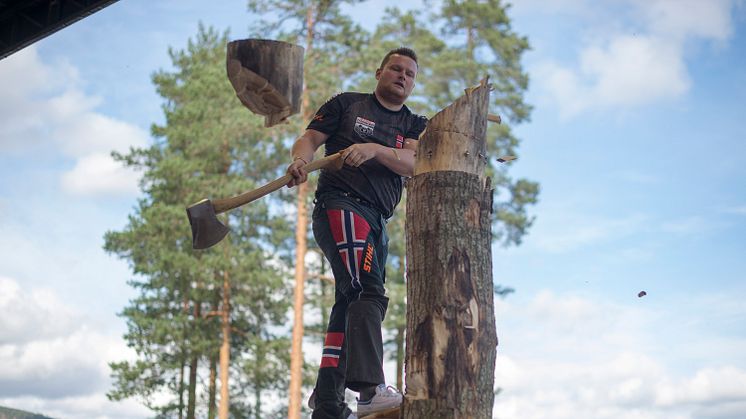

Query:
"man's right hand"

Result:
[[286, 158, 309, 188]]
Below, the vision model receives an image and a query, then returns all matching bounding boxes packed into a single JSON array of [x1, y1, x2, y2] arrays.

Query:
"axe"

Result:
[[187, 152, 344, 250]]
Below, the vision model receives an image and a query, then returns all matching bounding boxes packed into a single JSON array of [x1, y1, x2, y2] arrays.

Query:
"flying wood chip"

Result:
[[638, 291, 647, 298], [497, 156, 517, 163]]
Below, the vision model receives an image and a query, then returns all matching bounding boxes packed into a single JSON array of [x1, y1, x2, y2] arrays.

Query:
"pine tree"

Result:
[[105, 25, 292, 418], [246, 2, 369, 417]]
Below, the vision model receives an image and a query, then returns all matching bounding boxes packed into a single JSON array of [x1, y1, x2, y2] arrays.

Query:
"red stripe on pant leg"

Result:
[[320, 332, 344, 368], [324, 332, 344, 347], [320, 356, 340, 368]]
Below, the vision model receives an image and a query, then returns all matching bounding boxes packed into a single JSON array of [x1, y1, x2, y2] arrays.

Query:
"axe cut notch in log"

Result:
[[187, 153, 343, 250]]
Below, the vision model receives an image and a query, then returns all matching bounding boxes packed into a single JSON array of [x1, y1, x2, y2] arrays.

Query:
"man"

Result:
[[286, 47, 426, 419]]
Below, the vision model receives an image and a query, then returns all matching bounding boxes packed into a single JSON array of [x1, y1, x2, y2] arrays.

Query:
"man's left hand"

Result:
[[341, 143, 379, 167]]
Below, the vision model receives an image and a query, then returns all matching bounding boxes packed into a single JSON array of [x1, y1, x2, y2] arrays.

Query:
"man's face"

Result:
[[375, 54, 418, 103]]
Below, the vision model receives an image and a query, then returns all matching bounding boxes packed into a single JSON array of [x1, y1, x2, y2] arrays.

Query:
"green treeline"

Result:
[[104, 1, 538, 418]]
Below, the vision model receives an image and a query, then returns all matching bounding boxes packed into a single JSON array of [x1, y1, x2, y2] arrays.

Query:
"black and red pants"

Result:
[[310, 194, 390, 419]]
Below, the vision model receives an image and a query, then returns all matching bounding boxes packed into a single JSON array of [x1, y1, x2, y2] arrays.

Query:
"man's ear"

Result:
[[375, 67, 382, 80]]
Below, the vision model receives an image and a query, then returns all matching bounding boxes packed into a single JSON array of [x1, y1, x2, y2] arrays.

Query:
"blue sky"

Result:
[[1, 0, 745, 418]]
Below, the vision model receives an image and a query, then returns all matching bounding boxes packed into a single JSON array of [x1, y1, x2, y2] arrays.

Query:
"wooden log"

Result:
[[403, 78, 498, 419], [414, 79, 492, 183], [360, 407, 400, 418], [226, 39, 304, 127]]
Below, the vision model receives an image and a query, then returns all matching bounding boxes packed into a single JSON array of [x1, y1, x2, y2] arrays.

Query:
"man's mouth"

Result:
[[394, 81, 404, 89]]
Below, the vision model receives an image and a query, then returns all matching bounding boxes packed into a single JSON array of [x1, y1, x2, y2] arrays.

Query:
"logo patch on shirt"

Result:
[[354, 116, 375, 139], [395, 134, 404, 149]]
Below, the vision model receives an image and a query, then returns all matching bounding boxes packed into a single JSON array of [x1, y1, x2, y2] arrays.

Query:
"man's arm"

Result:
[[286, 129, 330, 187], [340, 138, 418, 177]]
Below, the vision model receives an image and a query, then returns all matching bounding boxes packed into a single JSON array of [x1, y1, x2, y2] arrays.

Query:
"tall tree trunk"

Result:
[[396, 324, 405, 391], [288, 4, 316, 419], [188, 303, 201, 419], [219, 268, 232, 419], [254, 379, 263, 419], [209, 353, 217, 419], [179, 357, 186, 419], [402, 80, 498, 418]]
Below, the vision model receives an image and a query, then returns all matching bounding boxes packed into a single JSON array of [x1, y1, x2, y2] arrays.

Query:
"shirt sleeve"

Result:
[[405, 115, 428, 139], [306, 93, 344, 135]]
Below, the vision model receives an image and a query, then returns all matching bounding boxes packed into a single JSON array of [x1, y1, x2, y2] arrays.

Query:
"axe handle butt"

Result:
[[211, 153, 342, 214]]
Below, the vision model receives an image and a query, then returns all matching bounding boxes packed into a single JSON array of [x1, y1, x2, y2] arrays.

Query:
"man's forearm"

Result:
[[375, 144, 415, 177], [291, 130, 327, 163]]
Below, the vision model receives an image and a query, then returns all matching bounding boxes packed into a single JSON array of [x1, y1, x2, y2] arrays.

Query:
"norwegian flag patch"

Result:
[[326, 209, 371, 290], [320, 332, 344, 368]]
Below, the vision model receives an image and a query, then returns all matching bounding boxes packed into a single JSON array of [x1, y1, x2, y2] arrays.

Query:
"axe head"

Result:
[[187, 199, 230, 250]]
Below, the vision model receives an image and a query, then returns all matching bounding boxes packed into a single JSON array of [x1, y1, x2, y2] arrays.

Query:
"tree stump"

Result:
[[226, 39, 304, 127], [403, 79, 498, 419]]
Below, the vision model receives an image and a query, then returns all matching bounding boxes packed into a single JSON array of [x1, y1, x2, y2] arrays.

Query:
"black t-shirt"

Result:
[[307, 92, 427, 218]]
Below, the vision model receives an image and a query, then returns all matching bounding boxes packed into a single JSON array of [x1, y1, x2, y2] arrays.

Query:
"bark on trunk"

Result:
[[188, 303, 200, 419], [219, 270, 231, 419], [396, 324, 404, 391], [403, 79, 497, 419], [209, 354, 217, 419], [288, 179, 308, 419], [226, 39, 304, 127], [288, 7, 316, 419]]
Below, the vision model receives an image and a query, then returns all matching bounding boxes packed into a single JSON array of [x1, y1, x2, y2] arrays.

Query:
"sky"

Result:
[[0, 0, 745, 418]]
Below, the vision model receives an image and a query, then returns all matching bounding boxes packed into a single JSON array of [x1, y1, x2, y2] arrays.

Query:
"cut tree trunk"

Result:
[[403, 79, 498, 419], [226, 39, 304, 127]]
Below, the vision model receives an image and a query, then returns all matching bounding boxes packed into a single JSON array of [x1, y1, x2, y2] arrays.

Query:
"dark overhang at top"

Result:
[[0, 0, 120, 60]]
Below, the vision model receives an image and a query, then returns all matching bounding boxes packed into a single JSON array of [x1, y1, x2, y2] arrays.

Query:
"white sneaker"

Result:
[[356, 384, 402, 416], [348, 414, 358, 419]]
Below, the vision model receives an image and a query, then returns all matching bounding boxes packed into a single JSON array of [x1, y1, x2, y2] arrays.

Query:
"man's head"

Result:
[[375, 47, 418, 109]]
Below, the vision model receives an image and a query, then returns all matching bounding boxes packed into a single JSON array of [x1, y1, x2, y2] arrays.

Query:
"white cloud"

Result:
[[61, 152, 141, 196], [493, 290, 746, 419], [0, 46, 148, 197], [0, 394, 149, 419], [0, 276, 81, 344], [637, 0, 734, 42], [528, 0, 738, 118], [531, 211, 649, 253], [0, 277, 138, 409]]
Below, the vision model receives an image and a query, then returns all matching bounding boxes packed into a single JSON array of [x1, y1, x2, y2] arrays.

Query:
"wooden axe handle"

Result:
[[212, 153, 342, 214]]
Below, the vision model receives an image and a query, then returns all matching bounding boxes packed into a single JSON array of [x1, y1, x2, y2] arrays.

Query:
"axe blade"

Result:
[[187, 199, 230, 249]]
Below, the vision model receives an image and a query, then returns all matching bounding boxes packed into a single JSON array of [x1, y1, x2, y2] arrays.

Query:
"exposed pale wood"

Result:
[[414, 78, 491, 182], [226, 39, 304, 127], [487, 113, 501, 124], [403, 79, 497, 419], [360, 407, 400, 418], [497, 155, 516, 163]]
